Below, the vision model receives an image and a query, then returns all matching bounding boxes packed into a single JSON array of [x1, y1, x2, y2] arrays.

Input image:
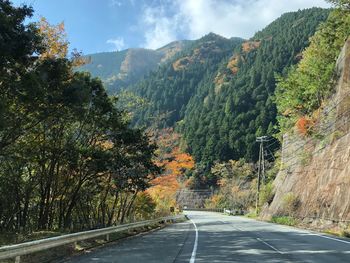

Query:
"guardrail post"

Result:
[[0, 215, 185, 261]]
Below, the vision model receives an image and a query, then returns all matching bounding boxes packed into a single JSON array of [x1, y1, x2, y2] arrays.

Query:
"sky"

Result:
[[12, 0, 331, 54]]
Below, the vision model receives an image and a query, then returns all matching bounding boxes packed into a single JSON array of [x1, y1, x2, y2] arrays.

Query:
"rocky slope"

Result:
[[77, 40, 191, 94], [262, 38, 350, 227]]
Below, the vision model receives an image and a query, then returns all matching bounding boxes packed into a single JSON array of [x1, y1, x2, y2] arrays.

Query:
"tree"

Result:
[[327, 0, 350, 9], [0, 1, 161, 234], [0, 0, 43, 152], [147, 128, 195, 214], [275, 7, 350, 135], [38, 17, 68, 59]]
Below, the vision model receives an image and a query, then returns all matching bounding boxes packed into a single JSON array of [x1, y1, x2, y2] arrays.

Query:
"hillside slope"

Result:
[[182, 8, 330, 164], [262, 38, 350, 225], [77, 40, 191, 94], [129, 8, 330, 165], [130, 33, 244, 128]]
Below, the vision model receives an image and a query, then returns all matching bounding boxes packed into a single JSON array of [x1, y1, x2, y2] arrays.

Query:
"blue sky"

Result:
[[12, 0, 331, 54]]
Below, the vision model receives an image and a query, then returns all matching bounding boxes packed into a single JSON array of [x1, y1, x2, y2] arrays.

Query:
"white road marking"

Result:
[[310, 233, 350, 244], [256, 238, 284, 254], [190, 219, 198, 263], [220, 220, 243, 231]]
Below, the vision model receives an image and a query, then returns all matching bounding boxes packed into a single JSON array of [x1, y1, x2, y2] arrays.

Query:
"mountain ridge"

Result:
[[77, 40, 193, 93], [77, 7, 330, 166]]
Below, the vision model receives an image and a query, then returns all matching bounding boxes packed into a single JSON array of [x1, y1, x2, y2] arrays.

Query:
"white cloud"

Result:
[[107, 37, 125, 51], [140, 0, 331, 49], [141, 4, 182, 49], [110, 0, 122, 7]]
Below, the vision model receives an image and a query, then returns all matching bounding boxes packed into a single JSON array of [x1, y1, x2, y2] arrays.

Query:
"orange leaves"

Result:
[[242, 41, 261, 53], [296, 116, 314, 135], [227, 55, 240, 74], [172, 57, 191, 71], [147, 128, 195, 211], [38, 17, 68, 59], [166, 150, 195, 176]]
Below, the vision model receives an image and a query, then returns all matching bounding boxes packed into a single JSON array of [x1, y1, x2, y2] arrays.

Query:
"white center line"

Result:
[[220, 220, 243, 231], [256, 238, 284, 254], [190, 219, 198, 263]]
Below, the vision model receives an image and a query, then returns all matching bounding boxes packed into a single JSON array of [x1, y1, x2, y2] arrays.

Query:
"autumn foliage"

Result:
[[296, 116, 314, 135], [227, 55, 240, 74], [147, 129, 195, 214], [242, 40, 261, 53], [38, 17, 68, 59], [38, 17, 88, 66]]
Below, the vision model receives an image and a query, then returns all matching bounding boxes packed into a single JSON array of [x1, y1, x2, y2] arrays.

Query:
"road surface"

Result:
[[65, 211, 350, 262]]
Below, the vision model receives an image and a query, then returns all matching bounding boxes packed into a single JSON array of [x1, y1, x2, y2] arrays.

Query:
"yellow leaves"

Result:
[[38, 17, 68, 59], [242, 40, 261, 53], [71, 49, 90, 67], [172, 57, 191, 71], [147, 128, 195, 211], [227, 55, 240, 74], [98, 140, 114, 150]]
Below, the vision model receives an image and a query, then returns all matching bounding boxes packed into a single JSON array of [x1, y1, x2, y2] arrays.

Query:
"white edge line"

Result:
[[310, 233, 350, 244], [256, 238, 284, 254], [190, 219, 198, 263]]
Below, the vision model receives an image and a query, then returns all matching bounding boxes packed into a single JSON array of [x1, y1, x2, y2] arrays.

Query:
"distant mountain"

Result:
[[77, 40, 191, 94], [128, 8, 330, 164], [77, 8, 330, 166], [129, 33, 244, 127]]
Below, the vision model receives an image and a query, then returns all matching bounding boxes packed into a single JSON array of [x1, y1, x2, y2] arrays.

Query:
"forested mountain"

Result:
[[127, 8, 330, 165], [77, 40, 191, 94], [182, 8, 330, 164], [130, 33, 244, 127]]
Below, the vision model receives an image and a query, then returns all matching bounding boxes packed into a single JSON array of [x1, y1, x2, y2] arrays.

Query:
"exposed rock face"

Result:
[[262, 38, 350, 224], [77, 41, 191, 93]]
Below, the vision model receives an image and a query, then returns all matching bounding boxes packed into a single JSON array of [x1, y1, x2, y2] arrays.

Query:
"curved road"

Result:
[[65, 211, 350, 262]]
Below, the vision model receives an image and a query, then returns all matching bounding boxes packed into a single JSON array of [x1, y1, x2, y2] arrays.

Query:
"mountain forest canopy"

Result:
[[120, 8, 330, 166]]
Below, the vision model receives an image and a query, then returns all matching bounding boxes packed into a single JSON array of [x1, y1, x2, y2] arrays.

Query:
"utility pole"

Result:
[[255, 136, 268, 215]]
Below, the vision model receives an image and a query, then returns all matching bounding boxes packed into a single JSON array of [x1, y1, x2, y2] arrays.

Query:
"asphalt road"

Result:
[[65, 211, 350, 262]]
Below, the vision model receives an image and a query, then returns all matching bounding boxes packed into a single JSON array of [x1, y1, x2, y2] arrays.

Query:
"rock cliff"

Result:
[[262, 38, 350, 227]]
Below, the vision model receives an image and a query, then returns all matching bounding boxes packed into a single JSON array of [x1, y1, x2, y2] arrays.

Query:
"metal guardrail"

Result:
[[183, 208, 224, 213], [183, 207, 245, 216], [224, 209, 246, 216], [0, 215, 185, 262]]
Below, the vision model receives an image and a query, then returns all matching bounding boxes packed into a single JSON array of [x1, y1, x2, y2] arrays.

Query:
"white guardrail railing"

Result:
[[0, 214, 186, 262]]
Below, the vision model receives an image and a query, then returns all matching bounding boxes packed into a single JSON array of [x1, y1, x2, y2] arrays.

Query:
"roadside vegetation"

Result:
[[270, 216, 298, 226], [0, 1, 167, 243], [276, 0, 350, 136]]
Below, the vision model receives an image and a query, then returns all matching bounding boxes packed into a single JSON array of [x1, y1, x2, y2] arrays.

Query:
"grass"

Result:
[[245, 211, 258, 219], [324, 228, 350, 238], [270, 216, 297, 226]]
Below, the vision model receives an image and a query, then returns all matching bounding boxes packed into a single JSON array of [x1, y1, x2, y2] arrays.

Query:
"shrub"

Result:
[[282, 192, 300, 216], [296, 116, 314, 135], [271, 216, 297, 226], [259, 183, 275, 206]]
